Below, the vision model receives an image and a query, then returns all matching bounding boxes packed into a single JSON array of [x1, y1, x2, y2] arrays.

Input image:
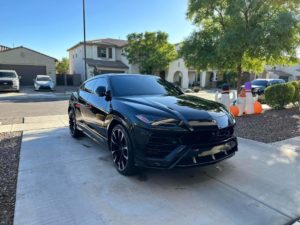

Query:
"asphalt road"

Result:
[[0, 88, 69, 120], [0, 100, 68, 119]]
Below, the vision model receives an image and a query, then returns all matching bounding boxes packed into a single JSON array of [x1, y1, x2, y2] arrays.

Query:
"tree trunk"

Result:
[[236, 64, 243, 93]]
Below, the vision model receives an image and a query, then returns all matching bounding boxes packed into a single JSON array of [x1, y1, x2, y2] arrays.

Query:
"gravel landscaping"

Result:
[[0, 118, 23, 126], [0, 132, 22, 225], [235, 107, 300, 143]]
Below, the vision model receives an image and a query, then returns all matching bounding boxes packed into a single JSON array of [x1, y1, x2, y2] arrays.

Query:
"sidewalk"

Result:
[[0, 115, 68, 133]]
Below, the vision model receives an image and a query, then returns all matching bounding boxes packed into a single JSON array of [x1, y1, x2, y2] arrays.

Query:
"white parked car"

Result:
[[34, 75, 55, 91], [0, 70, 20, 92]]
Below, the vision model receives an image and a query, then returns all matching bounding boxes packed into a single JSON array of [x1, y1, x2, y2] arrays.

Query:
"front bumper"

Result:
[[132, 126, 238, 169], [36, 85, 54, 91], [0, 85, 19, 91]]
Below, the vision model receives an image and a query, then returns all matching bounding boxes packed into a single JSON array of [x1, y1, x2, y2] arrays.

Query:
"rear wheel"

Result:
[[69, 109, 84, 138], [110, 125, 136, 175]]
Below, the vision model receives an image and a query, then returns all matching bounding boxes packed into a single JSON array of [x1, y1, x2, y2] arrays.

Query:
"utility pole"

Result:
[[83, 0, 87, 81]]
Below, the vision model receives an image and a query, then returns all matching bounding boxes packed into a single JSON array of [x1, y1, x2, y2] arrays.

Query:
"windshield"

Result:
[[0, 72, 17, 78], [251, 80, 268, 86], [110, 75, 183, 97], [37, 77, 51, 81]]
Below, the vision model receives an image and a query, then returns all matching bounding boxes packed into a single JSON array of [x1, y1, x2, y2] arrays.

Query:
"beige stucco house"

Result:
[[68, 38, 139, 82], [0, 45, 57, 85], [68, 39, 217, 88]]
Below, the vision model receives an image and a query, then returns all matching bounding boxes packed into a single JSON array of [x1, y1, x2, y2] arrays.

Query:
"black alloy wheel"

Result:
[[110, 125, 136, 175], [69, 109, 84, 138]]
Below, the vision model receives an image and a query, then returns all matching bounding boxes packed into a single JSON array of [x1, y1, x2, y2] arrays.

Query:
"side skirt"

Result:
[[77, 122, 109, 150]]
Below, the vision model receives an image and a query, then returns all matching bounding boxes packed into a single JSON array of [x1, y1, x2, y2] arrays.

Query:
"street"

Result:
[[0, 87, 71, 121]]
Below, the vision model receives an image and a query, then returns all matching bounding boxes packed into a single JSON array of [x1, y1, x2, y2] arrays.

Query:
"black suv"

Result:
[[242, 79, 286, 95], [68, 74, 238, 175]]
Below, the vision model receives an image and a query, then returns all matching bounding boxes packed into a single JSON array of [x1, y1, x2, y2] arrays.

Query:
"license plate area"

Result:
[[197, 141, 236, 157]]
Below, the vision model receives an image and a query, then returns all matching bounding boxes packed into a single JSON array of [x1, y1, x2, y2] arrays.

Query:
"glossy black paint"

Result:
[[69, 74, 238, 169]]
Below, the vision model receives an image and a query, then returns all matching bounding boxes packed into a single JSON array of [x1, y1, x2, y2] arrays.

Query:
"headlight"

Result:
[[136, 114, 179, 126]]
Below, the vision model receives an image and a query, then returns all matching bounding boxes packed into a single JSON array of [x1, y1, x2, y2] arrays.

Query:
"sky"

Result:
[[0, 0, 195, 60]]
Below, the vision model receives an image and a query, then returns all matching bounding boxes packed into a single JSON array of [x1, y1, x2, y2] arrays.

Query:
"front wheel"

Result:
[[110, 125, 137, 175], [69, 109, 84, 138]]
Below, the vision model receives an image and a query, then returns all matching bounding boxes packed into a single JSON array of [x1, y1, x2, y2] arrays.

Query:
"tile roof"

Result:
[[86, 58, 129, 69], [68, 38, 128, 51]]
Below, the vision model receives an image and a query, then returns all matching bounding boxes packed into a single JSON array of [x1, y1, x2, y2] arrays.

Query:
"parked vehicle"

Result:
[[34, 75, 55, 91], [241, 79, 285, 95], [0, 70, 20, 92], [68, 74, 238, 175]]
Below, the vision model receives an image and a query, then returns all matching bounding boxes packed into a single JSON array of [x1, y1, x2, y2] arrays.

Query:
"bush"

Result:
[[265, 83, 295, 109], [290, 81, 300, 105], [184, 88, 193, 93], [193, 87, 200, 92]]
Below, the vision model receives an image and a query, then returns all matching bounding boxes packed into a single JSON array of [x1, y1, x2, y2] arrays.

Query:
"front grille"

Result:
[[39, 86, 51, 90], [145, 134, 178, 158], [145, 126, 234, 158], [177, 147, 237, 166], [0, 80, 13, 87], [181, 127, 234, 145]]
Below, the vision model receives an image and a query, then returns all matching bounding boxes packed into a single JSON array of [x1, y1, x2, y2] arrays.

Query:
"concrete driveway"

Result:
[[14, 128, 300, 225]]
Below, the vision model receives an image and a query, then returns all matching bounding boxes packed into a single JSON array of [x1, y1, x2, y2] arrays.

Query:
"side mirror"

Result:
[[95, 86, 106, 97], [18, 76, 22, 79]]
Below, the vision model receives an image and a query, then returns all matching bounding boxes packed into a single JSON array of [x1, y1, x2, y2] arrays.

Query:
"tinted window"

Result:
[[81, 80, 95, 93], [251, 80, 268, 86], [270, 79, 285, 85], [37, 77, 51, 81], [110, 75, 183, 97], [0, 71, 16, 78]]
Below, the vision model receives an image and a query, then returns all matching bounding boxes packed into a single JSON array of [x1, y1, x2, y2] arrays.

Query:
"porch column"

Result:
[[201, 71, 206, 88], [213, 71, 217, 81]]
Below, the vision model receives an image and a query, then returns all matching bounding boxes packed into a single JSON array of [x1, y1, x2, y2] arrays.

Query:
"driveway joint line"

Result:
[[204, 172, 293, 220]]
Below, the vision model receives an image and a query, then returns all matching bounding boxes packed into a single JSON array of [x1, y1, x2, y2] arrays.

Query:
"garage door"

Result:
[[0, 64, 46, 86]]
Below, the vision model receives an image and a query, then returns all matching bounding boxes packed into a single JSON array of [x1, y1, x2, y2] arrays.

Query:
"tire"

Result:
[[110, 124, 137, 175], [69, 108, 84, 138]]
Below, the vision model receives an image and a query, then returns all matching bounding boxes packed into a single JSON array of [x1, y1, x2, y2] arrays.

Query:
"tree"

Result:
[[124, 32, 177, 74], [56, 57, 69, 74], [180, 0, 300, 90]]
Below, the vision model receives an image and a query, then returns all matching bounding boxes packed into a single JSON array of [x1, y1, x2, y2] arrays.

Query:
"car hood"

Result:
[[0, 77, 15, 81], [117, 95, 232, 127]]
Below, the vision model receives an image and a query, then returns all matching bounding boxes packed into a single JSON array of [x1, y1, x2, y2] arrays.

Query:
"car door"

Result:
[[77, 80, 96, 126], [86, 77, 110, 138]]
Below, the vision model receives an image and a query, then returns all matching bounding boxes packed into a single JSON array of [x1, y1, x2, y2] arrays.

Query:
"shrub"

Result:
[[193, 87, 200, 92], [184, 88, 193, 93], [265, 83, 295, 109], [290, 81, 300, 105]]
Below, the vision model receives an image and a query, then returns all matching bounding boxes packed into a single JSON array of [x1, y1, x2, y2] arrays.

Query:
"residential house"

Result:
[[68, 38, 139, 82], [164, 44, 217, 89], [262, 65, 300, 81], [0, 45, 57, 85], [68, 39, 217, 88]]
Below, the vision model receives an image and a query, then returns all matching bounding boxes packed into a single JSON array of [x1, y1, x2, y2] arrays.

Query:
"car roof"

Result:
[[94, 73, 153, 78], [252, 78, 284, 81], [36, 75, 50, 77]]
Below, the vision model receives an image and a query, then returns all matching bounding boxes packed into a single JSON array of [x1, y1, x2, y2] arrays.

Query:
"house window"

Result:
[[108, 48, 112, 59], [97, 47, 107, 58]]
